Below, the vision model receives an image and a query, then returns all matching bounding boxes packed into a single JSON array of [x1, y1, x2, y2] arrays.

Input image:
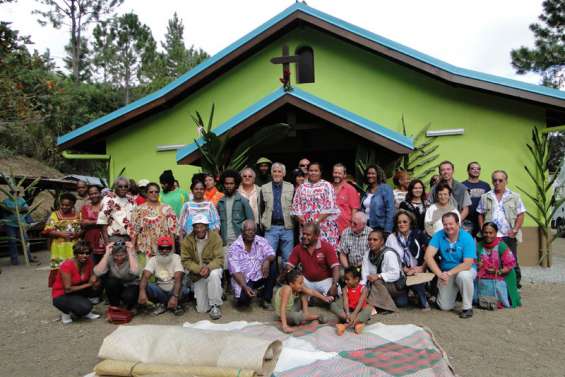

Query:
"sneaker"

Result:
[[152, 303, 167, 316], [336, 324, 346, 336], [209, 305, 222, 320], [89, 297, 101, 305], [173, 305, 185, 316], [354, 323, 365, 334], [85, 312, 100, 320], [459, 309, 473, 319], [61, 313, 73, 325]]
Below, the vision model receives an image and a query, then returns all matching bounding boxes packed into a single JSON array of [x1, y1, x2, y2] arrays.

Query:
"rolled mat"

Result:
[[97, 325, 282, 376], [94, 359, 255, 377]]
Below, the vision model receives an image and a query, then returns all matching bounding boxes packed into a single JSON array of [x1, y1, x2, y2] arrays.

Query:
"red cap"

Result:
[[157, 235, 174, 247]]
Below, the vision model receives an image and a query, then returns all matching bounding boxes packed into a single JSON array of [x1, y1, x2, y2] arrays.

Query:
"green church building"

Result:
[[58, 3, 565, 265]]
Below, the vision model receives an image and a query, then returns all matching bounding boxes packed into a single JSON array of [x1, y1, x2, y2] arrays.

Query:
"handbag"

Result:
[[477, 248, 501, 311], [106, 306, 133, 324], [48, 269, 58, 288]]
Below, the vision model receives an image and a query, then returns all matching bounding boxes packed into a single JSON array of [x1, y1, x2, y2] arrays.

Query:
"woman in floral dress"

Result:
[[291, 162, 340, 247], [130, 183, 177, 258], [43, 193, 82, 279]]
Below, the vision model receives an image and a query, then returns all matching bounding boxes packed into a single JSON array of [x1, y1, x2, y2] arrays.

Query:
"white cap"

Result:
[[137, 179, 150, 187], [192, 213, 210, 225]]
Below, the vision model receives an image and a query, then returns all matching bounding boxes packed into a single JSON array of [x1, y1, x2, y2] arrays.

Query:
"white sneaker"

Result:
[[85, 312, 100, 320], [61, 313, 73, 325]]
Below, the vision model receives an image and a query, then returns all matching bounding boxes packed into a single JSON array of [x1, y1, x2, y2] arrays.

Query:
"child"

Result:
[[274, 268, 334, 334], [330, 267, 371, 335]]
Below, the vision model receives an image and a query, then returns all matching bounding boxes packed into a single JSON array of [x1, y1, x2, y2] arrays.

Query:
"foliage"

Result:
[[0, 171, 42, 266], [510, 0, 564, 88], [191, 105, 290, 178], [33, 0, 124, 83], [394, 116, 439, 181], [354, 116, 438, 188], [64, 36, 92, 82], [517, 127, 565, 267], [92, 12, 158, 104]]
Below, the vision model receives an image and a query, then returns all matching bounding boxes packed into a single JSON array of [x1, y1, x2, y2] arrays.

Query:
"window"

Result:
[[296, 46, 315, 84]]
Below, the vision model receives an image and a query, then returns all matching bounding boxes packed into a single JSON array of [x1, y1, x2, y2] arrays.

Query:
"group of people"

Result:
[[40, 156, 524, 333]]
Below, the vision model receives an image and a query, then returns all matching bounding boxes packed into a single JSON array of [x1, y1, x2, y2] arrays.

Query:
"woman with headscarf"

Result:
[[385, 210, 430, 310], [476, 222, 521, 308]]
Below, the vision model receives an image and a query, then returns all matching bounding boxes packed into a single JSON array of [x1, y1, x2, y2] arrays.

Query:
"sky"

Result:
[[3, 0, 544, 85]]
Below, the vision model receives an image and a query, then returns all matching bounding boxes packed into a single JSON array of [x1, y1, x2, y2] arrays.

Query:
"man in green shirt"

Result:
[[159, 170, 189, 217]]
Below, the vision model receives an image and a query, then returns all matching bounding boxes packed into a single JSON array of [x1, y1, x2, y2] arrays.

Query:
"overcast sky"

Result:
[[3, 0, 544, 85]]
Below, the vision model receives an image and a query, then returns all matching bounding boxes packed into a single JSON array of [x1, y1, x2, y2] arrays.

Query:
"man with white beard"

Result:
[[138, 235, 189, 316]]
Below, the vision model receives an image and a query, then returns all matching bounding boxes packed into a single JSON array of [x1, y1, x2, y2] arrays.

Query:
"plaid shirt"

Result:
[[337, 226, 371, 267]]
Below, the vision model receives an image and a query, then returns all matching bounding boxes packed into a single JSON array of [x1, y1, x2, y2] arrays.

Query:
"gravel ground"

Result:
[[521, 237, 565, 283], [1, 240, 565, 377]]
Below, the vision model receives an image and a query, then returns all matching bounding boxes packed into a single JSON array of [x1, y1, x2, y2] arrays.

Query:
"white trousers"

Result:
[[437, 269, 476, 311], [303, 277, 341, 296], [193, 268, 223, 313]]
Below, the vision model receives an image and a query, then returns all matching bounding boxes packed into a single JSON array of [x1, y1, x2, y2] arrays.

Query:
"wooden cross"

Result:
[[270, 45, 299, 91]]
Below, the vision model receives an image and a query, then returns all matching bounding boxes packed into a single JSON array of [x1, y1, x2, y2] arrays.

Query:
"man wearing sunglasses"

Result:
[[97, 176, 134, 245], [138, 235, 189, 316], [477, 170, 526, 287]]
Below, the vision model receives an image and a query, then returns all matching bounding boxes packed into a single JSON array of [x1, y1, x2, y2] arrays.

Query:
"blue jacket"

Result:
[[362, 183, 395, 233], [217, 192, 254, 245]]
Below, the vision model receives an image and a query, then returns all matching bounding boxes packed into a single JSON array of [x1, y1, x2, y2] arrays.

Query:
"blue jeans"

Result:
[[5, 226, 29, 265], [146, 283, 190, 304], [264, 225, 294, 264]]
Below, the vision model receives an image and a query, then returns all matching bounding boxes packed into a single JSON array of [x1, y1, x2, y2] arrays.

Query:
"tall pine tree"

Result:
[[511, 0, 564, 88]]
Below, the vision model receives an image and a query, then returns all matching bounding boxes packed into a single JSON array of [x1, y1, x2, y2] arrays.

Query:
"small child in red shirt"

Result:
[[330, 267, 372, 335]]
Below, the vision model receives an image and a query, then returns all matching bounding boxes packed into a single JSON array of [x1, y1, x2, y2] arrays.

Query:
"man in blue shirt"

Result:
[[425, 212, 476, 318]]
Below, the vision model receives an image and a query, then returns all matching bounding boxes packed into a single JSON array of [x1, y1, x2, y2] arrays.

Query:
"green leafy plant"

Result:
[[517, 128, 565, 267], [192, 104, 290, 178], [394, 116, 439, 181], [0, 171, 42, 266]]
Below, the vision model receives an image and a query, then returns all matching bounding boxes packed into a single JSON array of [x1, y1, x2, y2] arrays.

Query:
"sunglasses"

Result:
[[242, 175, 253, 178], [158, 246, 173, 251]]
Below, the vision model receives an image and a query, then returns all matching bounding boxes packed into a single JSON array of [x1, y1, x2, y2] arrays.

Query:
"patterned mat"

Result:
[[183, 320, 456, 377]]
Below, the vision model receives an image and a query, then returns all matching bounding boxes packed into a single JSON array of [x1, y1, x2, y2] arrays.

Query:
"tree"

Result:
[[64, 36, 91, 82], [511, 0, 565, 88], [162, 12, 208, 79], [33, 0, 124, 83], [103, 12, 158, 104]]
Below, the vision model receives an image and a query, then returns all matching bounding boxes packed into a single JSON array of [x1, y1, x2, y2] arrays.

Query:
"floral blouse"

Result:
[[96, 192, 135, 237], [130, 203, 177, 257], [291, 179, 340, 247]]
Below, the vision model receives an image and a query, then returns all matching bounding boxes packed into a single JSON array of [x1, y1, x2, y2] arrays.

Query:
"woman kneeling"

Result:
[[362, 229, 408, 312], [93, 240, 139, 310], [476, 222, 521, 308], [51, 240, 100, 324]]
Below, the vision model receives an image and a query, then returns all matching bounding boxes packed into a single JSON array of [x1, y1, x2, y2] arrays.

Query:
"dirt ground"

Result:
[[1, 251, 564, 377]]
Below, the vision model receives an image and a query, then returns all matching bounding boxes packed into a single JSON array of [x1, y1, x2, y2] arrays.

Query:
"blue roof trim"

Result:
[[57, 3, 305, 147], [175, 87, 413, 162], [58, 2, 564, 147], [296, 4, 564, 101]]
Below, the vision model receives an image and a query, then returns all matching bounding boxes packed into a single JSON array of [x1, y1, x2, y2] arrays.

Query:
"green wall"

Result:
[[107, 27, 545, 224]]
